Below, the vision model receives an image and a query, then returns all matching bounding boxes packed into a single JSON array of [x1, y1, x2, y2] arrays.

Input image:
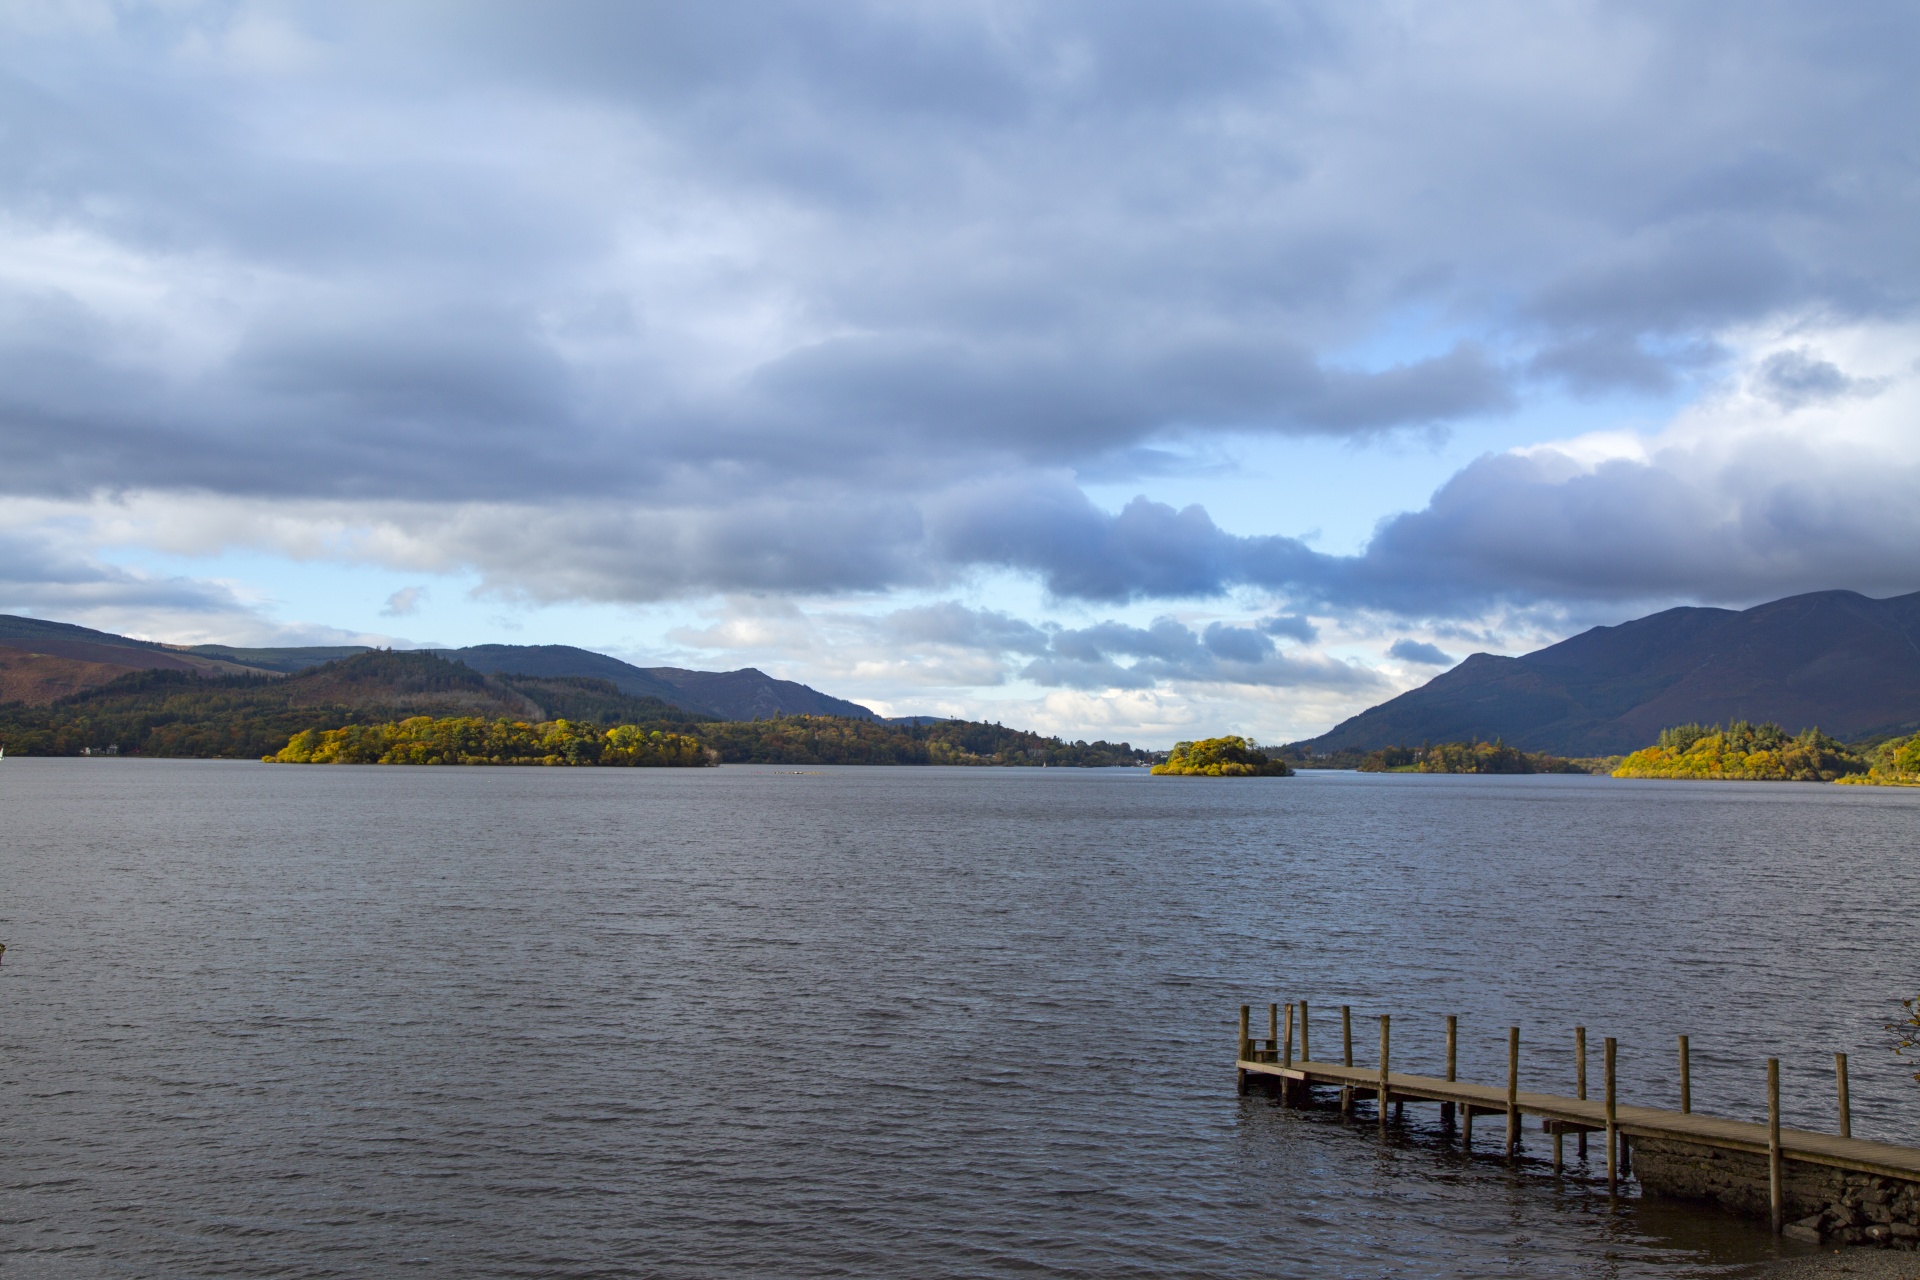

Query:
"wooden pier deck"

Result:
[[1236, 1001, 1920, 1240]]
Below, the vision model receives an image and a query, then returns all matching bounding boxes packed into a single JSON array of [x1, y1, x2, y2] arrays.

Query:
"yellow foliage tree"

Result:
[[1151, 736, 1293, 777], [267, 717, 714, 767]]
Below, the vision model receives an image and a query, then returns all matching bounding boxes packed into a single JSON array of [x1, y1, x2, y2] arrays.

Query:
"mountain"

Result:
[[445, 645, 875, 720], [0, 614, 285, 703], [0, 616, 875, 720], [1298, 590, 1920, 757]]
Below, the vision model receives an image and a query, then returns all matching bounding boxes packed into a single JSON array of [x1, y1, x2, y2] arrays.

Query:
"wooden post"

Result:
[[1441, 1014, 1458, 1127], [1679, 1035, 1691, 1113], [1836, 1052, 1850, 1139], [1269, 1003, 1279, 1054], [1283, 1002, 1295, 1068], [1341, 1004, 1353, 1115], [1300, 999, 1311, 1064], [1506, 1026, 1520, 1159], [1576, 1026, 1588, 1160], [1238, 1004, 1251, 1093], [1768, 1057, 1783, 1235], [1378, 1015, 1391, 1135], [1604, 1036, 1618, 1192]]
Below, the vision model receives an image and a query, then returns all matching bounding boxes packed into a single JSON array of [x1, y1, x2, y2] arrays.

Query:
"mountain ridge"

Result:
[[0, 615, 874, 722], [1298, 589, 1920, 756]]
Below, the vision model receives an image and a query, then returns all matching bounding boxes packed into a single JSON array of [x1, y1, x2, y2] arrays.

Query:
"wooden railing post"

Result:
[[1679, 1035, 1691, 1113], [1506, 1026, 1520, 1159], [1442, 1014, 1458, 1126], [1768, 1057, 1783, 1235], [1378, 1014, 1391, 1135], [1575, 1027, 1588, 1160], [1300, 999, 1311, 1063], [1269, 1002, 1279, 1055], [1836, 1052, 1851, 1139], [1341, 1004, 1353, 1115], [1604, 1037, 1618, 1192], [1283, 1003, 1295, 1069]]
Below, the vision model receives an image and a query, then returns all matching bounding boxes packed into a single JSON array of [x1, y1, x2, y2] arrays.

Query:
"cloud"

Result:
[[1022, 616, 1379, 692], [1752, 347, 1887, 410], [0, 524, 385, 646], [1388, 638, 1455, 666], [1, 4, 1918, 637], [381, 585, 428, 617], [0, 6, 1914, 502], [1257, 613, 1318, 643]]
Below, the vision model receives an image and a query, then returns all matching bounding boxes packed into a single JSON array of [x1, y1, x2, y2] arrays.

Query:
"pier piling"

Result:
[[1237, 1005, 1251, 1093], [1379, 1015, 1391, 1136], [1575, 1027, 1588, 1160], [1836, 1052, 1850, 1139], [1679, 1035, 1691, 1113], [1605, 1037, 1618, 1193], [1506, 1026, 1520, 1160], [1340, 1005, 1353, 1115], [1769, 1057, 1784, 1235]]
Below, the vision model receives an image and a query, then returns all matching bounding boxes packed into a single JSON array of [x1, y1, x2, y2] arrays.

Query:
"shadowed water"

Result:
[[1, 760, 1915, 1277]]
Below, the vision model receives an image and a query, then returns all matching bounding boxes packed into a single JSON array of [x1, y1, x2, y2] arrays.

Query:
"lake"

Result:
[[2, 760, 1916, 1277]]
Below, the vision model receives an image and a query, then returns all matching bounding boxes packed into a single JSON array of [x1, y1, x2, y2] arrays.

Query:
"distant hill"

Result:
[[0, 616, 876, 720], [445, 644, 876, 721], [1298, 590, 1920, 757]]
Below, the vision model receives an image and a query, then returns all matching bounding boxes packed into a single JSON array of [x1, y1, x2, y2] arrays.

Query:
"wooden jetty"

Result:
[[1237, 1000, 1920, 1246]]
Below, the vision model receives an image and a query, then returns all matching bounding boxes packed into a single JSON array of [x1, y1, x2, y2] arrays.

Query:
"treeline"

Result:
[[1611, 721, 1913, 783], [271, 718, 713, 767], [271, 714, 1148, 768], [700, 716, 1148, 767], [1305, 740, 1588, 774], [1614, 721, 1860, 781], [1839, 732, 1920, 787]]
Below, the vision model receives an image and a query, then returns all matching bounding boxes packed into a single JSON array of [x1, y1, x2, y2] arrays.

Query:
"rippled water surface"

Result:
[[3, 760, 1917, 1278]]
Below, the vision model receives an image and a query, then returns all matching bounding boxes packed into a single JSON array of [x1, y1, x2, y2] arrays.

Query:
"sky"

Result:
[[3, 1, 1918, 746]]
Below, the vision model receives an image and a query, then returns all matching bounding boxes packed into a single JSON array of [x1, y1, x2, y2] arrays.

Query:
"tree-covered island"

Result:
[[1150, 736, 1293, 776]]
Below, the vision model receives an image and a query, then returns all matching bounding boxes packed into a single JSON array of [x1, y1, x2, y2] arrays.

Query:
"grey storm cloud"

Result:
[[3, 2, 1920, 612], [1752, 349, 1888, 410], [1388, 639, 1456, 667]]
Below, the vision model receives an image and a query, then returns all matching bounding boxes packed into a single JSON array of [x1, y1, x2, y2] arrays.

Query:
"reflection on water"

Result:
[[1, 760, 1913, 1277]]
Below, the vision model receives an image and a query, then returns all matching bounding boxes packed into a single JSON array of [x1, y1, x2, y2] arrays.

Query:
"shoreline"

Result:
[[1755, 1250, 1920, 1278]]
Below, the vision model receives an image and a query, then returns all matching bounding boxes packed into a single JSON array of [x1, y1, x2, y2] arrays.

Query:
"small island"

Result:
[[1151, 736, 1293, 777], [269, 717, 716, 767]]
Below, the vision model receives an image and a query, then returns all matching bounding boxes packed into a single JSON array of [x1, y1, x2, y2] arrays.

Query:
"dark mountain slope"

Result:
[[0, 614, 273, 687], [183, 644, 370, 673], [642, 666, 875, 721], [448, 644, 693, 705], [1300, 590, 1920, 756], [448, 645, 875, 720], [0, 618, 878, 720]]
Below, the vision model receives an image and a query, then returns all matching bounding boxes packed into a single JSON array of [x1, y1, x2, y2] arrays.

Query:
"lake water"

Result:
[[2, 760, 1916, 1278]]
